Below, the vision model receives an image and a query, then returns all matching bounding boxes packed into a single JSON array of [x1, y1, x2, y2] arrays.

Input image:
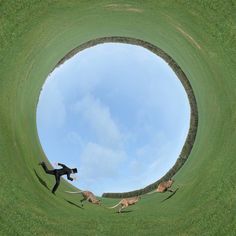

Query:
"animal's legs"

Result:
[[118, 205, 126, 213], [80, 198, 86, 206], [87, 196, 92, 203]]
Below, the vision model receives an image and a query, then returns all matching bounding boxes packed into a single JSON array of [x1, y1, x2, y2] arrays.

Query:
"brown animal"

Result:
[[108, 196, 140, 213], [156, 179, 175, 193], [147, 179, 178, 202], [65, 191, 101, 206]]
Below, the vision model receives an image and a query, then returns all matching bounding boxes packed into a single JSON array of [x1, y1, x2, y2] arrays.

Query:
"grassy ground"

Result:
[[0, 1, 236, 235]]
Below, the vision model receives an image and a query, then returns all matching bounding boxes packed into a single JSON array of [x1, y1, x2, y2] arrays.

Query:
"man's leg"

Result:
[[52, 175, 60, 194], [39, 162, 54, 175]]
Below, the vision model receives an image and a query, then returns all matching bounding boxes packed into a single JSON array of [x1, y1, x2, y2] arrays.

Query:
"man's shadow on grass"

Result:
[[33, 169, 50, 191], [64, 199, 84, 209]]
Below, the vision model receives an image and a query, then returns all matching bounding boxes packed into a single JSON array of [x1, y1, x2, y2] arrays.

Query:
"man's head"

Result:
[[72, 168, 78, 174]]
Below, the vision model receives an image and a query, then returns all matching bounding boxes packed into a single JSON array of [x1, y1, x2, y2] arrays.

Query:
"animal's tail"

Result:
[[107, 201, 121, 209], [65, 191, 84, 194]]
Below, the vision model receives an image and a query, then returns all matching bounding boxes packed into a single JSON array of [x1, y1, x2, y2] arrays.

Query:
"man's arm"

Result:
[[67, 173, 73, 181]]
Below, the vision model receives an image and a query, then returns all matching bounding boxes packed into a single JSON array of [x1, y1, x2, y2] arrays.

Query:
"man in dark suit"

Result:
[[39, 162, 77, 194]]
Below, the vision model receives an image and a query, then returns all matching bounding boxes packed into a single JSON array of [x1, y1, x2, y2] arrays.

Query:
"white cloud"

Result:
[[72, 94, 123, 148], [79, 142, 126, 183], [65, 131, 84, 147]]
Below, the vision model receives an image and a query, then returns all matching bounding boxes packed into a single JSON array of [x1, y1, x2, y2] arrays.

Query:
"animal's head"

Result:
[[168, 179, 174, 185]]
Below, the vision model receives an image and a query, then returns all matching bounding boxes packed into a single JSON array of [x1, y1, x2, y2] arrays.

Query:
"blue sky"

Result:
[[37, 43, 190, 196]]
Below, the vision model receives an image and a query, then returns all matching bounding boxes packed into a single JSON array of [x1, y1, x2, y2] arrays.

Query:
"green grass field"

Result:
[[0, 1, 236, 235]]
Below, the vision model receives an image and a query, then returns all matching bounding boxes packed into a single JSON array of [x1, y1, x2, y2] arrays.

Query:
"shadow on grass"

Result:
[[33, 169, 50, 191], [116, 210, 133, 214], [65, 199, 84, 209], [161, 188, 179, 202]]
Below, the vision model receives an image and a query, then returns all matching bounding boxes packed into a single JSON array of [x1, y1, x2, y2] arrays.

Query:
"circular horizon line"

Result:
[[49, 36, 198, 198]]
